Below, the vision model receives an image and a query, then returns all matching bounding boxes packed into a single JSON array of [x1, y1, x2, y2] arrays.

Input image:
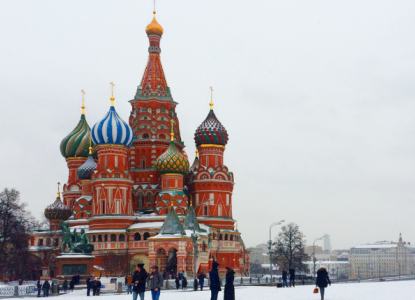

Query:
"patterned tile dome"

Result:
[[155, 141, 189, 175], [91, 96, 134, 147], [44, 193, 72, 221], [194, 109, 228, 146], [76, 147, 97, 180], [60, 114, 95, 159]]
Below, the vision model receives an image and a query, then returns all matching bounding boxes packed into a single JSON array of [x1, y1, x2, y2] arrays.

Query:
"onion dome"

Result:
[[189, 150, 199, 172], [194, 100, 228, 146], [146, 11, 164, 36], [44, 190, 72, 221], [91, 85, 134, 147], [76, 146, 97, 180], [156, 121, 189, 174], [60, 100, 94, 158]]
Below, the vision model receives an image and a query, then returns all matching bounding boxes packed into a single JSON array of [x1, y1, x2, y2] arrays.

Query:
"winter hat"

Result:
[[225, 267, 231, 271], [212, 262, 220, 269], [137, 263, 144, 268], [152, 265, 159, 270]]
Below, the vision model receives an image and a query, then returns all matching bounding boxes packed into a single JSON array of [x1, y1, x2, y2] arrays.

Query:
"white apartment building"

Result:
[[349, 234, 415, 279], [304, 261, 349, 280]]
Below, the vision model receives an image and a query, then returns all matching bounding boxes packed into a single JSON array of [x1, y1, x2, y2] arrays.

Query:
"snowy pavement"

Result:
[[54, 280, 415, 300]]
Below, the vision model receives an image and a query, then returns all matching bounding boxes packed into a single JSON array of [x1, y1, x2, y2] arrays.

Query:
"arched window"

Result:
[[230, 235, 233, 241], [104, 234, 108, 242], [219, 234, 223, 241], [92, 235, 96, 242], [143, 133, 150, 139], [134, 233, 141, 241], [119, 234, 125, 242], [146, 192, 152, 203], [204, 206, 208, 216], [142, 159, 146, 169], [225, 234, 228, 241], [98, 235, 102, 242], [110, 234, 116, 242], [143, 232, 150, 240], [159, 133, 166, 140], [202, 241, 206, 252]]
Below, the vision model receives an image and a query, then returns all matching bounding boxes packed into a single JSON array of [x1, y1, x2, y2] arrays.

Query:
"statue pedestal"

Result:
[[56, 253, 95, 285]]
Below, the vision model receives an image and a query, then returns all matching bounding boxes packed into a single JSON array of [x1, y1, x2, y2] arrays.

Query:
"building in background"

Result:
[[349, 234, 415, 279], [29, 10, 249, 279], [324, 234, 332, 253]]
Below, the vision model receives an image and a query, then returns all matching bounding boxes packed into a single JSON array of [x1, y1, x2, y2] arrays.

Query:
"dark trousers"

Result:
[[37, 289, 41, 297], [87, 286, 91, 296], [43, 289, 49, 297], [320, 286, 325, 299], [200, 282, 204, 291], [210, 290, 219, 300]]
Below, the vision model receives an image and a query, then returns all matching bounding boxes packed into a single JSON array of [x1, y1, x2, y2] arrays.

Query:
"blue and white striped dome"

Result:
[[91, 106, 134, 147]]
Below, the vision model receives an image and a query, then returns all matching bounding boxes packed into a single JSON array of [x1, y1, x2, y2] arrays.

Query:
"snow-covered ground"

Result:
[[55, 280, 415, 300]]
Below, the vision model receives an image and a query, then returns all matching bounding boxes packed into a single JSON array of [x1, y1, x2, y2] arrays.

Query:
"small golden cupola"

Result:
[[145, 11, 164, 36]]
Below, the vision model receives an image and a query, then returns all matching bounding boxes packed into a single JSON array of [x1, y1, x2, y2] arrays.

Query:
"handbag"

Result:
[[313, 287, 319, 294]]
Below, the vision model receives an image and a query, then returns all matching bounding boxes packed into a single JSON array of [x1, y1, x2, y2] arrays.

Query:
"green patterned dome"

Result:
[[155, 141, 190, 175], [60, 114, 94, 159]]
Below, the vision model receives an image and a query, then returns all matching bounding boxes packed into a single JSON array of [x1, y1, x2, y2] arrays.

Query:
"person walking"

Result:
[[133, 263, 148, 300], [209, 262, 221, 300], [36, 280, 42, 297], [126, 273, 133, 294], [62, 280, 68, 293], [69, 279, 74, 292], [175, 277, 180, 290], [86, 276, 92, 296], [181, 277, 187, 291], [224, 267, 235, 300], [147, 266, 163, 300], [316, 267, 331, 300], [198, 273, 206, 291], [289, 267, 296, 287], [282, 268, 288, 287], [42, 280, 50, 297]]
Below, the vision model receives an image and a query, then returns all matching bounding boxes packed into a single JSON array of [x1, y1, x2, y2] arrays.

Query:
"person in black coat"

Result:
[[62, 280, 68, 293], [289, 267, 295, 287], [198, 273, 206, 291], [175, 277, 180, 290], [316, 267, 331, 300], [132, 263, 148, 300], [42, 280, 50, 297], [282, 268, 288, 287], [224, 267, 235, 300], [36, 280, 42, 297], [86, 276, 92, 296], [69, 280, 74, 292], [182, 277, 188, 290], [209, 262, 221, 300]]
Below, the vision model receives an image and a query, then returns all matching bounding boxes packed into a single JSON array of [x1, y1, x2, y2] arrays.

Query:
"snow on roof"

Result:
[[128, 222, 164, 230], [94, 265, 105, 270], [57, 254, 95, 258], [353, 244, 398, 249], [29, 246, 54, 251], [88, 229, 126, 234]]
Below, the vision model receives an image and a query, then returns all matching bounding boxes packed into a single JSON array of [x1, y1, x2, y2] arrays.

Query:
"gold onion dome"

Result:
[[155, 141, 189, 175], [146, 11, 164, 36]]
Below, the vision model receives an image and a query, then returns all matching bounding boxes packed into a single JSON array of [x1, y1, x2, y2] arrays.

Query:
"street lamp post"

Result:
[[189, 222, 199, 291], [268, 220, 284, 286], [312, 236, 324, 281]]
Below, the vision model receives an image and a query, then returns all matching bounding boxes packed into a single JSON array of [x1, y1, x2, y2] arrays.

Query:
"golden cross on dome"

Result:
[[170, 118, 174, 142], [57, 182, 61, 198], [190, 195, 193, 206], [110, 82, 115, 106], [89, 139, 92, 154], [195, 150, 199, 158], [209, 86, 214, 110], [153, 0, 156, 12], [81, 90, 86, 114]]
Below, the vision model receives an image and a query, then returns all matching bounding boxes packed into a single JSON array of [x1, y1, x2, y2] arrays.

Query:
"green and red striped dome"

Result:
[[194, 109, 228, 146], [60, 114, 95, 159]]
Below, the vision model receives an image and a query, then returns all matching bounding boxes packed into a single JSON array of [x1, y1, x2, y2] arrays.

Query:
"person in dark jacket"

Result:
[[69, 279, 74, 292], [224, 267, 235, 300], [95, 278, 102, 296], [209, 262, 221, 300], [62, 280, 68, 293], [36, 280, 42, 297], [282, 268, 288, 287], [133, 263, 148, 300], [316, 267, 331, 300], [175, 277, 180, 290], [147, 266, 163, 300], [181, 277, 188, 290], [86, 276, 92, 296], [42, 280, 50, 297], [289, 267, 295, 287], [198, 273, 206, 291]]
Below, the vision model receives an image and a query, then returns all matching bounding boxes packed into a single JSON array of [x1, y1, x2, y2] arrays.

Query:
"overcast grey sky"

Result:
[[1, 0, 415, 250]]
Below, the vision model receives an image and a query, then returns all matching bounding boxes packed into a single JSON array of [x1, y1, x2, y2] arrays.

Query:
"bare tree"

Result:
[[273, 223, 309, 273]]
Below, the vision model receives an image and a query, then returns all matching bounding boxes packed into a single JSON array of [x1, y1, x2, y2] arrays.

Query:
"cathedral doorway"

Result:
[[167, 248, 178, 276], [130, 254, 149, 273]]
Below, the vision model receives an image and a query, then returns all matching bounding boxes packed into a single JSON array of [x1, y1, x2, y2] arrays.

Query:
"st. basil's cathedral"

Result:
[[30, 11, 250, 279]]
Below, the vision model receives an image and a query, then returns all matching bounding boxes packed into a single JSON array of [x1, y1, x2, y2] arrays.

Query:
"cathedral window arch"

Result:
[[92, 235, 96, 243], [110, 234, 116, 242], [119, 234, 125, 242], [143, 232, 150, 240], [219, 234, 223, 241], [138, 192, 144, 208], [230, 235, 233, 241], [142, 159, 146, 169], [146, 192, 152, 203], [98, 235, 102, 242], [134, 232, 141, 241], [204, 206, 208, 216], [104, 235, 108, 242], [142, 133, 150, 139], [225, 234, 228, 241]]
